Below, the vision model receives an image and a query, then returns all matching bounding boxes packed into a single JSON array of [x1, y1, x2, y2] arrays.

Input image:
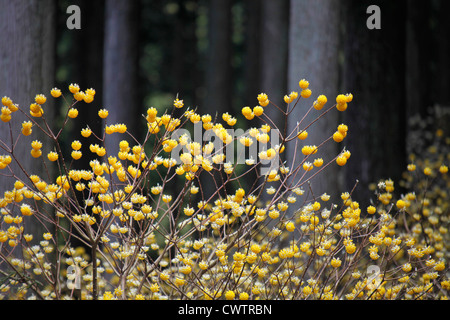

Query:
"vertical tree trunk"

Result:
[[405, 0, 433, 119], [286, 0, 341, 201], [243, 0, 262, 105], [260, 0, 289, 133], [203, 0, 232, 117], [70, 0, 105, 139], [103, 0, 140, 156], [342, 0, 407, 204], [57, 0, 105, 252], [0, 0, 56, 233], [200, 0, 233, 201], [434, 0, 450, 107]]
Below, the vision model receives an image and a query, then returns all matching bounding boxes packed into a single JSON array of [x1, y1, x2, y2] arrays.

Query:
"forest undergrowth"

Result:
[[0, 80, 449, 300]]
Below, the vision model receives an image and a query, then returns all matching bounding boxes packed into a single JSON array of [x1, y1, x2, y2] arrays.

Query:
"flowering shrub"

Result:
[[0, 80, 448, 300]]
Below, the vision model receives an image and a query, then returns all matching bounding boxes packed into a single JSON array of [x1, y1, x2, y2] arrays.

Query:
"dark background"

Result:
[[1, 0, 449, 207]]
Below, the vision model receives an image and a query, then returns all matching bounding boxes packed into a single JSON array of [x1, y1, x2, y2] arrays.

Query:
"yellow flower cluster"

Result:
[[0, 80, 448, 301]]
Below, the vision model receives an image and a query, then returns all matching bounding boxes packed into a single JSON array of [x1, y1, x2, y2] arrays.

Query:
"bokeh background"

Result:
[[1, 0, 449, 208]]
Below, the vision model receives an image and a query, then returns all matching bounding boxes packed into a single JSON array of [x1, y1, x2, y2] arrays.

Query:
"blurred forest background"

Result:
[[1, 0, 450, 209]]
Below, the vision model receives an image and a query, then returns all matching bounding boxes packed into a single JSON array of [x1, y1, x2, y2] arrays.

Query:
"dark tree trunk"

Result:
[[103, 0, 141, 156], [259, 0, 289, 133], [342, 0, 407, 205], [0, 0, 56, 235], [203, 0, 232, 117]]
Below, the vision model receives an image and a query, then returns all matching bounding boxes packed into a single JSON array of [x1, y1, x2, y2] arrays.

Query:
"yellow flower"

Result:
[[434, 261, 445, 272], [30, 149, 41, 158], [284, 95, 291, 104], [333, 131, 344, 143], [297, 130, 308, 140], [286, 221, 295, 232], [146, 107, 158, 122], [367, 205, 376, 215], [35, 94, 47, 105], [180, 265, 192, 275], [14, 180, 24, 190], [71, 150, 82, 160], [31, 140, 42, 150], [86, 88, 96, 96], [338, 123, 348, 135], [1, 107, 12, 122], [302, 285, 312, 296], [396, 199, 407, 210], [103, 292, 114, 300], [257, 93, 269, 105], [239, 136, 253, 147], [301, 145, 318, 156], [68, 108, 79, 118], [50, 88, 62, 98], [313, 158, 323, 167], [253, 106, 264, 116], [105, 125, 114, 135], [345, 241, 356, 254], [314, 94, 327, 110], [150, 283, 159, 293], [190, 113, 201, 123], [83, 93, 94, 103], [30, 103, 44, 117], [301, 89, 312, 98], [242, 106, 254, 120], [331, 257, 342, 268], [81, 127, 92, 138], [256, 132, 269, 144], [345, 93, 353, 102], [98, 109, 109, 119], [20, 204, 33, 216], [336, 94, 347, 105], [239, 292, 249, 300], [43, 232, 52, 240], [47, 151, 59, 162], [2, 96, 13, 107], [69, 83, 80, 94], [277, 202, 288, 211], [174, 98, 184, 108], [71, 140, 82, 151], [299, 79, 309, 89], [303, 162, 313, 171], [225, 290, 235, 300], [336, 155, 347, 166], [174, 277, 185, 287], [22, 121, 33, 136], [73, 91, 85, 101], [336, 94, 348, 111]]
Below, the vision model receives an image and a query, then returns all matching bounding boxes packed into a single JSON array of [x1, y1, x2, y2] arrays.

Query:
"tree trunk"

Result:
[[342, 0, 407, 205], [203, 0, 232, 117], [434, 0, 450, 107], [260, 0, 289, 134], [70, 0, 105, 140], [103, 0, 140, 157], [405, 0, 433, 119], [286, 0, 341, 203], [0, 0, 56, 233]]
